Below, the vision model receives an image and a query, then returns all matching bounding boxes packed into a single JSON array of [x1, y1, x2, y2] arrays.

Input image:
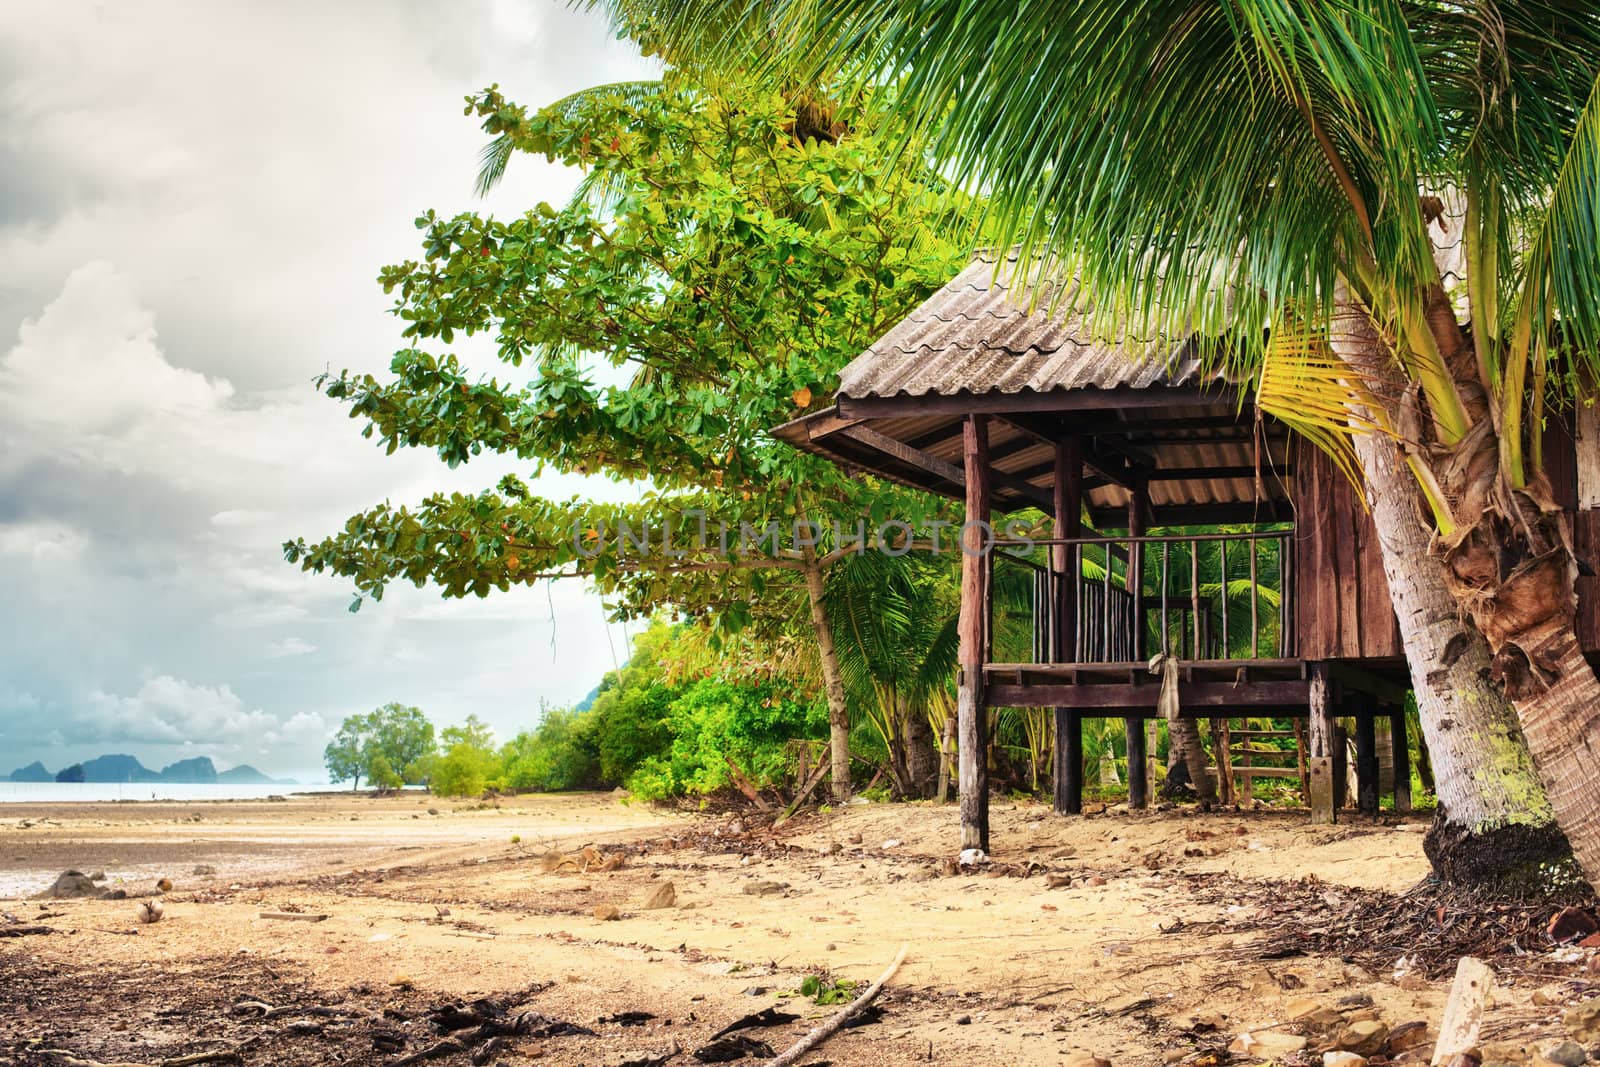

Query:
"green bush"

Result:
[[625, 678, 825, 801], [500, 708, 599, 792]]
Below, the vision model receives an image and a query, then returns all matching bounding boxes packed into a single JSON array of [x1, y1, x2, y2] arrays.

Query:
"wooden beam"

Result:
[[1327, 661, 1410, 706], [804, 412, 864, 440], [986, 680, 1312, 709], [957, 415, 991, 851], [836, 423, 1056, 515], [1089, 500, 1295, 528], [836, 384, 1226, 421], [1012, 460, 1293, 484]]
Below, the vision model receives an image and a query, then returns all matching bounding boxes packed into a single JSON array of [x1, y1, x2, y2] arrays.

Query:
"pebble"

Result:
[[1323, 1053, 1368, 1067], [1541, 1041, 1587, 1067], [593, 904, 621, 921], [1061, 1054, 1111, 1067], [1566, 1002, 1600, 1044], [642, 882, 676, 910], [1535, 985, 1570, 1007]]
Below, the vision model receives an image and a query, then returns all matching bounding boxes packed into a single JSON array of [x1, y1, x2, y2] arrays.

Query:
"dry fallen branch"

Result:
[[257, 911, 328, 922], [764, 943, 908, 1067], [0, 924, 56, 937], [40, 1049, 241, 1067]]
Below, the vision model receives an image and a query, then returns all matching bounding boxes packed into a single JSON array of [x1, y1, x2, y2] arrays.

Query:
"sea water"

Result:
[[0, 782, 326, 803]]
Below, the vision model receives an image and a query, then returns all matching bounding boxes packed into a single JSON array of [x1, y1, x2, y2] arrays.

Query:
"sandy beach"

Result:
[[2, 793, 1595, 1066]]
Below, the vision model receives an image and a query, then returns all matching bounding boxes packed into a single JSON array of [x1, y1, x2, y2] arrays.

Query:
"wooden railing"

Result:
[[986, 530, 1295, 665]]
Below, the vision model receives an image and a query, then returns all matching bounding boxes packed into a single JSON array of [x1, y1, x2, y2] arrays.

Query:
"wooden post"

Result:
[[1307, 756, 1335, 825], [1355, 700, 1380, 816], [1390, 707, 1413, 813], [1212, 717, 1235, 805], [958, 415, 991, 851], [1051, 438, 1083, 815], [1126, 715, 1148, 809], [1054, 708, 1083, 814], [1333, 724, 1350, 809], [1127, 483, 1148, 661], [1307, 662, 1336, 824]]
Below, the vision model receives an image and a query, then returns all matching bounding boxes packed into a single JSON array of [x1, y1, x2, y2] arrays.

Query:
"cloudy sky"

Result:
[[0, 1, 657, 780]]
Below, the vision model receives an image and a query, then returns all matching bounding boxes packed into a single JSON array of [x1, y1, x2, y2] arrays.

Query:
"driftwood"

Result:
[[39, 1050, 240, 1067], [0, 924, 56, 937], [257, 912, 328, 922], [1431, 956, 1494, 1066], [773, 761, 831, 827], [764, 943, 908, 1067], [723, 758, 772, 811]]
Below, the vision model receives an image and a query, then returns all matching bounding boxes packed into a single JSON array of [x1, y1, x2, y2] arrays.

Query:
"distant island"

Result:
[[7, 755, 295, 786]]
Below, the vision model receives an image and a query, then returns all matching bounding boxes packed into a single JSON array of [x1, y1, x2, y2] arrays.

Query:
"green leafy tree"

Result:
[[323, 703, 437, 790], [367, 753, 403, 791], [432, 714, 500, 797], [323, 719, 369, 791], [286, 69, 974, 801], [620, 0, 1600, 883]]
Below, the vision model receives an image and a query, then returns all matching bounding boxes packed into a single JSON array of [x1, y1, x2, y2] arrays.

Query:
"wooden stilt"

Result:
[[1051, 438, 1083, 817], [1355, 701, 1380, 816], [1390, 707, 1413, 814], [957, 415, 991, 851], [1293, 717, 1311, 802], [1308, 756, 1335, 824], [1126, 715, 1148, 809], [1307, 663, 1336, 824], [1128, 484, 1148, 661], [1333, 724, 1350, 810], [1212, 717, 1235, 805], [1053, 708, 1082, 814]]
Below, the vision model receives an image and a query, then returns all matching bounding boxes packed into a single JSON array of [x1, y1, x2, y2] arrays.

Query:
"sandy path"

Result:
[[2, 794, 1592, 1066]]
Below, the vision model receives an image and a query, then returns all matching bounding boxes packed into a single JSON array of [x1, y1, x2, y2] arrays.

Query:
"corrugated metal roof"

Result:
[[839, 251, 1201, 399]]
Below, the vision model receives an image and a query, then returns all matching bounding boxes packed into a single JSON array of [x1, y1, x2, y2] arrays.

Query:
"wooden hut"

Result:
[[774, 251, 1600, 849]]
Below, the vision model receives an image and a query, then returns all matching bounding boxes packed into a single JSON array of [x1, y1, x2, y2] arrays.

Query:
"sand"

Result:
[[0, 792, 1591, 1066]]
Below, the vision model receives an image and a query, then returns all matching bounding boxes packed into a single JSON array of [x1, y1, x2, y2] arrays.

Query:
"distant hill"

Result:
[[158, 757, 217, 783], [77, 754, 160, 783], [216, 764, 294, 785], [26, 755, 296, 785], [8, 761, 52, 782]]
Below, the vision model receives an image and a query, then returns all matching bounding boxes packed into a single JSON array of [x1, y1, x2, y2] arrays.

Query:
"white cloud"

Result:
[[266, 637, 317, 658], [79, 676, 280, 746], [0, 520, 88, 562]]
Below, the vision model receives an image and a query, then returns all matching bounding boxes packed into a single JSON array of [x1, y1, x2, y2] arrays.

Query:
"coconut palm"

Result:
[[825, 550, 961, 797], [601, 0, 1600, 884]]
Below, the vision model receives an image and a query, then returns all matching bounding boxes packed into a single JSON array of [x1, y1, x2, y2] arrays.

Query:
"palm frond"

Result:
[[474, 79, 665, 196]]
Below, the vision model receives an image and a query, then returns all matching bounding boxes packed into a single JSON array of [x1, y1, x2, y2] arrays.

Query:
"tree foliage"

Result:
[[285, 69, 973, 631], [323, 703, 436, 790]]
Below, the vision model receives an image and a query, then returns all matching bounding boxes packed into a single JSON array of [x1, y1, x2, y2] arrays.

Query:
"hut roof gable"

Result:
[[840, 251, 1201, 400]]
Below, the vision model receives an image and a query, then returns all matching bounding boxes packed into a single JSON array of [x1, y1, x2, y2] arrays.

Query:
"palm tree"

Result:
[[826, 551, 960, 797], [605, 1, 1600, 884]]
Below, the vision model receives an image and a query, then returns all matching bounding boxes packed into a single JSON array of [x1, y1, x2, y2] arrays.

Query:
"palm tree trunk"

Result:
[[935, 707, 956, 803], [1333, 290, 1572, 885], [801, 553, 852, 803]]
